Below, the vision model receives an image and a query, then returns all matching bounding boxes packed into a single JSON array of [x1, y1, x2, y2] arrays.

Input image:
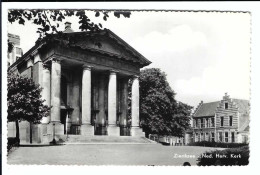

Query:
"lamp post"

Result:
[[50, 122, 56, 145]]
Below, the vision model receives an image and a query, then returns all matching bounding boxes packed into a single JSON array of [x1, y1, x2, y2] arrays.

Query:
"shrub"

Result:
[[7, 137, 19, 152], [197, 146, 249, 166], [188, 141, 248, 148]]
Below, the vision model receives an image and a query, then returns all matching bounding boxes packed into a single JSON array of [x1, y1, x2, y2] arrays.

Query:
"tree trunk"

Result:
[[30, 122, 32, 144], [15, 120, 20, 145]]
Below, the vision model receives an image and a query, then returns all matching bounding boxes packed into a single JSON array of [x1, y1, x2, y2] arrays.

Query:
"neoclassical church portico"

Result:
[[8, 22, 151, 143]]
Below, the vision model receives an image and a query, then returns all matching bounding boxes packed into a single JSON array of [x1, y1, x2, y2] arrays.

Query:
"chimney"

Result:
[[65, 22, 71, 30], [64, 22, 74, 33]]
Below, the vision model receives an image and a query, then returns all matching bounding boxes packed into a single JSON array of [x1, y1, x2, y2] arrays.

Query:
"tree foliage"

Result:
[[7, 73, 50, 123], [139, 68, 192, 137], [8, 9, 131, 37], [7, 9, 131, 53]]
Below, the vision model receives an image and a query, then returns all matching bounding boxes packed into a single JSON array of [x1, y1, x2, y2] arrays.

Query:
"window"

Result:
[[220, 117, 224, 127], [195, 133, 199, 142], [231, 132, 235, 143], [211, 117, 215, 127], [198, 133, 201, 142], [229, 116, 233, 126], [201, 118, 204, 128], [200, 133, 204, 141], [196, 119, 199, 128], [205, 133, 209, 141], [225, 132, 229, 142], [225, 102, 228, 109], [211, 133, 215, 142], [194, 119, 196, 128], [205, 118, 208, 128], [219, 132, 223, 142], [242, 135, 248, 143]]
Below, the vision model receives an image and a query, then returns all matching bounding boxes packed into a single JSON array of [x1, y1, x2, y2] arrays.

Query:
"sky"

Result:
[[8, 11, 251, 107]]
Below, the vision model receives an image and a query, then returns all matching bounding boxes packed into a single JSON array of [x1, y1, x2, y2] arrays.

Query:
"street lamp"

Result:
[[50, 122, 56, 145]]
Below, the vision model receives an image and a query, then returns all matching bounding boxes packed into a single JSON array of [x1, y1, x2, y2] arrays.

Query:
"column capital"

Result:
[[109, 69, 119, 75], [132, 75, 139, 79], [33, 53, 42, 64], [27, 58, 34, 68], [43, 63, 51, 70], [51, 57, 62, 63], [83, 64, 93, 70]]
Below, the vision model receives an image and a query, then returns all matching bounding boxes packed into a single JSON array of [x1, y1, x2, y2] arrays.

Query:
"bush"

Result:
[[188, 141, 248, 148], [7, 137, 19, 152], [197, 146, 249, 166]]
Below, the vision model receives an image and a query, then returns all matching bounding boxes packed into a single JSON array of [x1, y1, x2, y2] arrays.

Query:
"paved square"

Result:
[[7, 144, 223, 166]]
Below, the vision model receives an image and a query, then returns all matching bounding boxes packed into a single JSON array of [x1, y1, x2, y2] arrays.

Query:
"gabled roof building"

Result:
[[190, 93, 250, 144]]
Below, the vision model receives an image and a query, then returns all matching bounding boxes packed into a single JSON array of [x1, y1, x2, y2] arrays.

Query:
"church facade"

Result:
[[8, 22, 151, 144]]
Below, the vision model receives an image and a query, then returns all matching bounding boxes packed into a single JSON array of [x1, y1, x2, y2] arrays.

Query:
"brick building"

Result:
[[8, 33, 23, 66], [190, 93, 249, 144]]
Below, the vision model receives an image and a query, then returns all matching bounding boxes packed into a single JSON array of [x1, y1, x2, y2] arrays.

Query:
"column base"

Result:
[[52, 122, 64, 135], [47, 122, 65, 143], [19, 121, 30, 144], [131, 127, 145, 137], [107, 125, 120, 136], [41, 123, 50, 144], [81, 124, 94, 136]]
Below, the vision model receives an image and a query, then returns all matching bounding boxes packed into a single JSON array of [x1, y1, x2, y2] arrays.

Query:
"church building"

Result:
[[8, 22, 152, 144]]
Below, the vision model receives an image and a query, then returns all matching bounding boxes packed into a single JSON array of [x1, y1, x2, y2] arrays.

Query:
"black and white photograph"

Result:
[[2, 2, 260, 174]]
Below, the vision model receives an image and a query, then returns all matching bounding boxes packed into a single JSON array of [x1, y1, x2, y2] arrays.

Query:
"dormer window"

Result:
[[225, 102, 228, 109]]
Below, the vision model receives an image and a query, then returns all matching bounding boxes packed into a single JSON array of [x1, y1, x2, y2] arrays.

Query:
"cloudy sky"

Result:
[[8, 11, 251, 107]]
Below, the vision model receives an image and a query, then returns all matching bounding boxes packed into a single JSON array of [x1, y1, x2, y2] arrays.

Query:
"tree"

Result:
[[139, 68, 192, 137], [7, 73, 51, 144], [8, 9, 131, 51]]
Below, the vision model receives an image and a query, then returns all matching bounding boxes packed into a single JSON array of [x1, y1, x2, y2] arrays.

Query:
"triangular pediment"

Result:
[[52, 29, 151, 68]]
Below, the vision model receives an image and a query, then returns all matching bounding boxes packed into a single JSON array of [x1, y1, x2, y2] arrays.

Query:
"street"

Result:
[[8, 144, 223, 166]]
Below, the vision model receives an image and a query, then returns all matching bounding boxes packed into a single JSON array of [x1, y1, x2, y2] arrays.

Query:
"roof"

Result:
[[239, 120, 250, 132], [233, 99, 250, 114], [9, 29, 151, 71], [193, 99, 250, 118], [193, 102, 219, 117]]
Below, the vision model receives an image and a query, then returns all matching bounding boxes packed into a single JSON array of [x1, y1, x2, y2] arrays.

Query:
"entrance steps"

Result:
[[64, 135, 156, 144]]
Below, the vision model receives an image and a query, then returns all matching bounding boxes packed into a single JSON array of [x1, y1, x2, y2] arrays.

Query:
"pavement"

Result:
[[7, 144, 223, 166]]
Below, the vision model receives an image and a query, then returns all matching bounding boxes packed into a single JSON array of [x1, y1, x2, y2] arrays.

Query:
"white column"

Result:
[[41, 65, 51, 124], [40, 63, 51, 143], [81, 65, 94, 136], [107, 70, 119, 136], [108, 70, 117, 125], [131, 76, 139, 127], [47, 58, 64, 138], [131, 76, 144, 136], [50, 59, 61, 122]]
